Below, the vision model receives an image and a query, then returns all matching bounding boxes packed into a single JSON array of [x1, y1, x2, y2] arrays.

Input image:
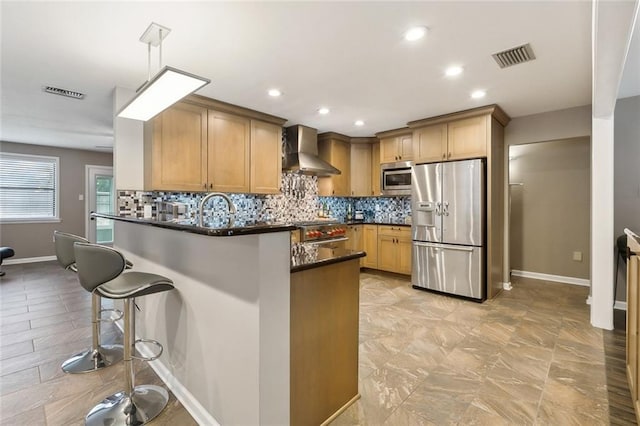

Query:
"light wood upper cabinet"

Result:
[[447, 116, 488, 160], [413, 116, 488, 163], [371, 142, 381, 196], [144, 96, 286, 193], [362, 225, 378, 268], [144, 103, 208, 192], [208, 110, 251, 193], [250, 120, 282, 194], [414, 123, 448, 163], [379, 133, 413, 163], [350, 143, 372, 197], [318, 134, 351, 196]]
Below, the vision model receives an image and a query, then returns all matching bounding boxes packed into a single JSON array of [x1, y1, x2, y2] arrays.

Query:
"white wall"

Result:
[[113, 87, 144, 190]]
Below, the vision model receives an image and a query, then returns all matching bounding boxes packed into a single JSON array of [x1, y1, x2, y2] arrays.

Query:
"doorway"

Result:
[[86, 165, 114, 244], [508, 137, 591, 284]]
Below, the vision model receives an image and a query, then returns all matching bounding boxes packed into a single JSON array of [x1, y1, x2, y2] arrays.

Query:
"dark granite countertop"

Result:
[[343, 220, 411, 227], [91, 213, 297, 237], [290, 244, 366, 273]]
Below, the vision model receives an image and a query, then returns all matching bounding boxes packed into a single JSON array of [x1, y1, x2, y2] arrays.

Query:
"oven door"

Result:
[[381, 162, 412, 195]]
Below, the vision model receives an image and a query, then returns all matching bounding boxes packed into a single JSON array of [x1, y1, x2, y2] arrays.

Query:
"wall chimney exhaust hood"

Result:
[[283, 125, 341, 176]]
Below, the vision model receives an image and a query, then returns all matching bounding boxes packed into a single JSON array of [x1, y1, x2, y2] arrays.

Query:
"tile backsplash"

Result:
[[117, 172, 410, 225]]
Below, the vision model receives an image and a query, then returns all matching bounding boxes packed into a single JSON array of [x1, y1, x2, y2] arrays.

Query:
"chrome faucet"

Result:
[[198, 192, 237, 227]]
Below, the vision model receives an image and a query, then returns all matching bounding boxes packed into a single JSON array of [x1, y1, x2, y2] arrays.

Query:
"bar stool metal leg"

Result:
[[61, 294, 123, 373], [86, 298, 169, 426]]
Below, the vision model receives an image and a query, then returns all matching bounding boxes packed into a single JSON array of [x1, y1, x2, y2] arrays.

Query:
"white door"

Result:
[[86, 165, 114, 244]]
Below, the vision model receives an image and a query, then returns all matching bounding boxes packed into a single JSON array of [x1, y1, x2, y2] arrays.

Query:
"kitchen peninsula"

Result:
[[93, 213, 364, 425]]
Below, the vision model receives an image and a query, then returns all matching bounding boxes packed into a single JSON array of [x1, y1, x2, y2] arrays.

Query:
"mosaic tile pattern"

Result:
[[117, 172, 411, 224]]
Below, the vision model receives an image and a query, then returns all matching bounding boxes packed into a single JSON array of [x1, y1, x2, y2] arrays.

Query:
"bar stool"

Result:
[[54, 231, 124, 373], [74, 242, 174, 426], [0, 246, 15, 276]]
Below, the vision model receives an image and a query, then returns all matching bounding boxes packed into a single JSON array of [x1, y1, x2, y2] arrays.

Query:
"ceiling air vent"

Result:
[[42, 86, 85, 99], [492, 43, 536, 68]]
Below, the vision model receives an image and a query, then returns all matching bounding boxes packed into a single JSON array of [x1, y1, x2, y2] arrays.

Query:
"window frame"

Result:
[[0, 152, 61, 224]]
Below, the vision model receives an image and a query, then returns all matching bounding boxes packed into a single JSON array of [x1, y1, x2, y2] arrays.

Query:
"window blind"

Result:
[[0, 153, 59, 220]]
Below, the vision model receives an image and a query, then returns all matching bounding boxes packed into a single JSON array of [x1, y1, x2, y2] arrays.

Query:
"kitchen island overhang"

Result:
[[92, 213, 364, 425]]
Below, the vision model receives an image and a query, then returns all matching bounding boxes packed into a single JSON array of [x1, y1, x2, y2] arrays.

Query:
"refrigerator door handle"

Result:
[[413, 242, 475, 252], [435, 202, 442, 216], [443, 202, 450, 216]]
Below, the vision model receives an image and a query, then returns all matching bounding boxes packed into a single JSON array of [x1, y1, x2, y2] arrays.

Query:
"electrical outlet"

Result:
[[78, 194, 84, 201], [573, 251, 583, 262]]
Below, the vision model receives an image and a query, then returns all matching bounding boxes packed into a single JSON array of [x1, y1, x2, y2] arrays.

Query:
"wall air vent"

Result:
[[42, 86, 85, 99], [492, 43, 536, 68]]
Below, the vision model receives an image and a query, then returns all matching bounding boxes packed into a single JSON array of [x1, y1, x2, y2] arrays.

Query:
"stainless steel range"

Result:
[[291, 221, 350, 268], [298, 222, 347, 243]]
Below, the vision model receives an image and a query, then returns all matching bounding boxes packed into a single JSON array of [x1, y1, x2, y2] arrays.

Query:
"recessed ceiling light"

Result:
[[268, 89, 282, 97], [445, 66, 463, 77], [354, 120, 365, 126], [471, 90, 486, 99], [318, 107, 330, 115], [404, 26, 428, 41]]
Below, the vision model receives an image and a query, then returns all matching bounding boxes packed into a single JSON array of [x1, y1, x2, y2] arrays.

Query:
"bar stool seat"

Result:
[[96, 272, 174, 299], [74, 242, 175, 426], [0, 246, 15, 277]]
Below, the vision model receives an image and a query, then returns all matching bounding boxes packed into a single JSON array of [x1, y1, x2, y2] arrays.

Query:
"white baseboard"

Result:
[[502, 282, 513, 291], [114, 322, 219, 426], [3, 255, 57, 265], [511, 270, 590, 287], [614, 301, 627, 311]]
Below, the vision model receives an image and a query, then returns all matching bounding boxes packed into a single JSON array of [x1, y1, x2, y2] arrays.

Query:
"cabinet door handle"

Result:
[[448, 152, 452, 158], [442, 153, 446, 159], [203, 183, 207, 190], [209, 183, 213, 189]]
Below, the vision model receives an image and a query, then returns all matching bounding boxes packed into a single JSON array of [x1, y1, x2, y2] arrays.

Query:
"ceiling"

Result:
[[0, 1, 631, 152]]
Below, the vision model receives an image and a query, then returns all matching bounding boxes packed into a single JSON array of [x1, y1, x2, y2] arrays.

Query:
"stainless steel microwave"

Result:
[[381, 161, 412, 195]]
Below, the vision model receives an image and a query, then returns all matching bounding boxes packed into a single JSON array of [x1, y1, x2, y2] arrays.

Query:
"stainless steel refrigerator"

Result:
[[411, 159, 485, 300]]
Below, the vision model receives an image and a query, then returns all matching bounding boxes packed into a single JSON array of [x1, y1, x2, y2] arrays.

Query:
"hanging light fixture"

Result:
[[117, 22, 210, 121]]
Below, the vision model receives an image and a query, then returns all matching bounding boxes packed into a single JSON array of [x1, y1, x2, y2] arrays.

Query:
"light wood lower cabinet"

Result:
[[345, 225, 364, 266], [362, 225, 378, 268], [376, 225, 411, 275], [626, 232, 640, 423], [290, 259, 360, 425]]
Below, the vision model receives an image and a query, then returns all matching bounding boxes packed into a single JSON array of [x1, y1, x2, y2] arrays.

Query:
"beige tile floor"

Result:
[[332, 271, 625, 425], [0, 262, 633, 425]]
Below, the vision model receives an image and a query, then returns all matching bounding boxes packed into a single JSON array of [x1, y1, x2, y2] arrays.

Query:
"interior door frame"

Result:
[[85, 164, 114, 243]]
